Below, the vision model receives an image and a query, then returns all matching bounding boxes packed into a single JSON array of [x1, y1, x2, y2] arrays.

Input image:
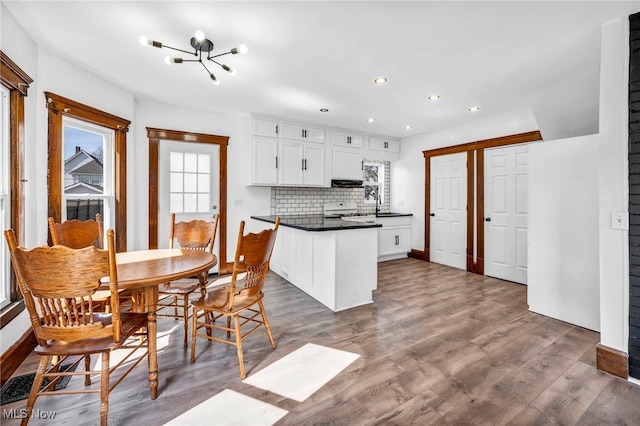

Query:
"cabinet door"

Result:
[[253, 118, 279, 137], [379, 227, 399, 256], [396, 225, 412, 253], [370, 136, 400, 153], [302, 144, 325, 186], [279, 140, 304, 185], [251, 136, 278, 185], [281, 123, 325, 143], [332, 148, 364, 180], [334, 133, 363, 148]]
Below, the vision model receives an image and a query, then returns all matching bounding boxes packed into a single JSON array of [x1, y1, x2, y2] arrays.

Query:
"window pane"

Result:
[[364, 185, 379, 202], [63, 125, 105, 195], [364, 165, 379, 183], [198, 193, 210, 213], [184, 194, 197, 212], [198, 154, 210, 173], [170, 172, 183, 192], [66, 199, 104, 221], [170, 193, 183, 213], [184, 153, 198, 172], [170, 152, 183, 172], [198, 173, 210, 193], [184, 173, 197, 192]]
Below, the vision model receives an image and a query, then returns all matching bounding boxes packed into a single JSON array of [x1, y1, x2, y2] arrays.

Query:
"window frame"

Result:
[[0, 51, 33, 325], [363, 162, 385, 204], [45, 92, 130, 252]]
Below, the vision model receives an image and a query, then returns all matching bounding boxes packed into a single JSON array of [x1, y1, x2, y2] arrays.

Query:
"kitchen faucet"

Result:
[[375, 194, 380, 215]]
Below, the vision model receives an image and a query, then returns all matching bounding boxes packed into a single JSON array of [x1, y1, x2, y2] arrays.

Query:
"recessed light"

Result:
[[468, 106, 480, 112], [367, 118, 376, 123], [373, 77, 388, 84], [404, 125, 413, 130], [320, 108, 329, 112], [428, 94, 440, 101]]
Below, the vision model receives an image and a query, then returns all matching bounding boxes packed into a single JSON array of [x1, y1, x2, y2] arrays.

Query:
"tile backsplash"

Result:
[[271, 160, 390, 216]]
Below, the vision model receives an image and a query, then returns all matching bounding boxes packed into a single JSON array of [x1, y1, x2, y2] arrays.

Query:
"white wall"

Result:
[[598, 17, 629, 352], [395, 108, 539, 250], [132, 101, 271, 257], [528, 135, 600, 331]]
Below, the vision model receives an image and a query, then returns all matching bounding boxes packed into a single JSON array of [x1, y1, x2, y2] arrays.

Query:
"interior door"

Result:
[[159, 140, 220, 271], [429, 152, 467, 270], [484, 144, 528, 284]]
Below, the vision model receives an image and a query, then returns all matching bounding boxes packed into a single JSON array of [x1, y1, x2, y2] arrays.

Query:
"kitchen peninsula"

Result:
[[251, 215, 380, 311]]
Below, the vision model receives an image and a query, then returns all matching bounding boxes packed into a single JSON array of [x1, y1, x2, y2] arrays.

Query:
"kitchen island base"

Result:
[[264, 223, 378, 312]]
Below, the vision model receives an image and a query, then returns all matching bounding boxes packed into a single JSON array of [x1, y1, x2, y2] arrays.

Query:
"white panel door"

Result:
[[484, 145, 528, 284], [430, 153, 467, 270], [159, 140, 219, 272]]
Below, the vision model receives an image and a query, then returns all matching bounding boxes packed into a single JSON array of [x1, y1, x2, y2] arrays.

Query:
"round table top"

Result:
[[115, 248, 218, 289]]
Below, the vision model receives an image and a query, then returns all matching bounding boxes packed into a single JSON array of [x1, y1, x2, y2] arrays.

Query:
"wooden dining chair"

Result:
[[190, 218, 280, 378], [48, 213, 103, 249], [48, 214, 115, 312], [157, 213, 219, 347], [4, 228, 149, 426]]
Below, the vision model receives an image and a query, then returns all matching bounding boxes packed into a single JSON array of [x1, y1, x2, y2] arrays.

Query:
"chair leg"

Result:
[[84, 355, 92, 386], [100, 352, 109, 426], [233, 314, 246, 379], [182, 294, 189, 348], [173, 296, 179, 320], [226, 316, 232, 339], [190, 306, 198, 363], [22, 355, 49, 426], [258, 300, 276, 349]]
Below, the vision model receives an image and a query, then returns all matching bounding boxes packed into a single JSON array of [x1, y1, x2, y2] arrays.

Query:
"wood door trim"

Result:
[[422, 130, 542, 273], [147, 127, 230, 274]]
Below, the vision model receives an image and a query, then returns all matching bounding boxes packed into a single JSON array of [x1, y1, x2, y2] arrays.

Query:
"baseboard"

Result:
[[1, 329, 36, 386], [596, 343, 628, 379], [408, 249, 428, 261]]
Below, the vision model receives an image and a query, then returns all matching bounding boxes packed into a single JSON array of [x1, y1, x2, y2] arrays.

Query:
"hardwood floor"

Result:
[[3, 258, 640, 425]]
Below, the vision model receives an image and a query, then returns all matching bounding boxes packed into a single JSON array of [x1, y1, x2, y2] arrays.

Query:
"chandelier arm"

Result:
[[207, 58, 224, 67], [161, 44, 198, 56], [208, 51, 233, 60], [200, 60, 215, 74]]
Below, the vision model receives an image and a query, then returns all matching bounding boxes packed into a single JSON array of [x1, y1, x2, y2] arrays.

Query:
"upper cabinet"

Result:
[[370, 136, 400, 153], [253, 118, 279, 138], [334, 132, 364, 148], [280, 123, 325, 144]]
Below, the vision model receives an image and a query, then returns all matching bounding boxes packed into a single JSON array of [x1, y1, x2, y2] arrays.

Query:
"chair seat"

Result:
[[34, 312, 148, 356], [192, 286, 264, 314], [158, 279, 199, 295]]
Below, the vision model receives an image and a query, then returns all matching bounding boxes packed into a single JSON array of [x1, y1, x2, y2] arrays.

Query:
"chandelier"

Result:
[[139, 31, 247, 85]]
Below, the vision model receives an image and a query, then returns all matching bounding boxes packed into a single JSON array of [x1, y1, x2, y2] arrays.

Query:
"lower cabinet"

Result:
[[377, 216, 412, 261], [267, 224, 378, 311]]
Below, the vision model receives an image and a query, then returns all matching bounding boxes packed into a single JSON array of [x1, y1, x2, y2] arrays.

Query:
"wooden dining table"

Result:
[[112, 248, 218, 399]]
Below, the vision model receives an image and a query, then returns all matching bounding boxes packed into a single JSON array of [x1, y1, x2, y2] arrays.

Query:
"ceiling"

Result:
[[4, 1, 640, 138]]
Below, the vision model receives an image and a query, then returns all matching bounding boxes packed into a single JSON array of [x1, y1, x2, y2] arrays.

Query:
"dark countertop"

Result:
[[251, 215, 382, 232], [375, 212, 413, 217]]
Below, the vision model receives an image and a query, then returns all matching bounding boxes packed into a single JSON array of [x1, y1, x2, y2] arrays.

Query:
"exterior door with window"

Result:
[[1, 85, 10, 309], [429, 152, 467, 270], [158, 141, 219, 270]]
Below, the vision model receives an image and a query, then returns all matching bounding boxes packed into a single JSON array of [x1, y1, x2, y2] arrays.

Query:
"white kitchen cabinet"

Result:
[[281, 123, 325, 143], [377, 216, 412, 261], [251, 136, 278, 185], [332, 147, 364, 180], [279, 139, 325, 186], [253, 118, 279, 137], [277, 227, 313, 293], [370, 136, 400, 153], [334, 132, 364, 148]]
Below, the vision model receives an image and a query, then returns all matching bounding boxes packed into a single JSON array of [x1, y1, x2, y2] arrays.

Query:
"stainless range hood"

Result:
[[331, 179, 363, 188]]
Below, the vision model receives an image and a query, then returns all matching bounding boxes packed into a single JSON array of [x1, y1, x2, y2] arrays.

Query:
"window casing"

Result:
[[364, 162, 385, 204]]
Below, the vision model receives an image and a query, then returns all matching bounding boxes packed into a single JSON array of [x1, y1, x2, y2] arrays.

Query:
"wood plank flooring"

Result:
[[3, 258, 640, 425]]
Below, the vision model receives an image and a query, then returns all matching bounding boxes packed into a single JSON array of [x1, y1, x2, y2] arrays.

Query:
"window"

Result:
[[46, 92, 130, 252], [1, 85, 10, 309], [169, 151, 211, 213], [364, 162, 384, 204], [62, 117, 114, 227]]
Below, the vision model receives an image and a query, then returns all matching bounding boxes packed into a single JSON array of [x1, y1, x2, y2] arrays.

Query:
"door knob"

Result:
[[485, 217, 491, 222], [430, 213, 435, 217]]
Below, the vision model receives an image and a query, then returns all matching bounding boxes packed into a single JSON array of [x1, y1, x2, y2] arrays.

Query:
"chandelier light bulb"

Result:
[[164, 56, 171, 65], [194, 30, 205, 41], [222, 64, 236, 75], [210, 74, 220, 85], [232, 44, 248, 55], [139, 36, 149, 46]]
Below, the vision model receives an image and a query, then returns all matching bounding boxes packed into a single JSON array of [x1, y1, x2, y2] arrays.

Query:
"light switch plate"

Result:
[[610, 211, 628, 230]]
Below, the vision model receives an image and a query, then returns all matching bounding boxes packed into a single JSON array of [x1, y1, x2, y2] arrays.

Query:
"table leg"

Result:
[[145, 285, 159, 399]]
